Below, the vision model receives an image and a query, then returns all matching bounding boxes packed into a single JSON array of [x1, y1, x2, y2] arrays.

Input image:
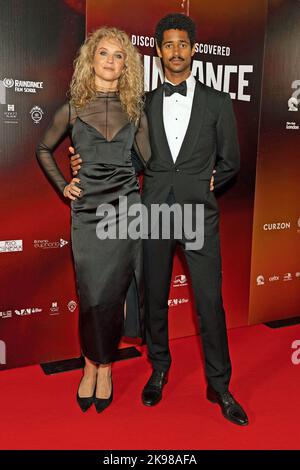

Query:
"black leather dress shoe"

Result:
[[142, 370, 168, 406], [207, 386, 249, 426]]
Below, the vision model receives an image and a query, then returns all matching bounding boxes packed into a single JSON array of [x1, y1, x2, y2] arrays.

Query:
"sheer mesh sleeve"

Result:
[[36, 102, 70, 195], [132, 110, 151, 171]]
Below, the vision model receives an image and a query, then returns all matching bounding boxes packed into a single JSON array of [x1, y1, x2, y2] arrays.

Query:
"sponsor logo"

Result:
[[263, 222, 291, 231], [0, 311, 13, 319], [257, 272, 299, 284], [3, 78, 14, 88], [34, 238, 68, 249], [256, 275, 265, 286], [2, 77, 43, 93], [0, 240, 23, 253], [50, 302, 59, 314], [168, 298, 189, 307], [30, 105, 43, 124], [15, 307, 42, 316], [67, 300, 77, 313], [3, 103, 18, 124], [286, 121, 299, 130], [173, 274, 188, 287], [269, 275, 280, 282]]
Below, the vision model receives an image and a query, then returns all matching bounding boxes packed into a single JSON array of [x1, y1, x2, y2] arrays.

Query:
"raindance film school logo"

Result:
[[34, 238, 68, 249], [0, 240, 23, 253], [2, 77, 43, 94]]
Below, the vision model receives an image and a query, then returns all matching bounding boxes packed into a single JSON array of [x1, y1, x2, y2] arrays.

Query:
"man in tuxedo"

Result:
[[70, 13, 248, 426]]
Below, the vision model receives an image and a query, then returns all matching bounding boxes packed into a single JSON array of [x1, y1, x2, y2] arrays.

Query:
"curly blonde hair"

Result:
[[69, 27, 144, 124]]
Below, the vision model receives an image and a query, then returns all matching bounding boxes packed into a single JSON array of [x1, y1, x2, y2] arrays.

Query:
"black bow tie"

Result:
[[164, 80, 187, 97]]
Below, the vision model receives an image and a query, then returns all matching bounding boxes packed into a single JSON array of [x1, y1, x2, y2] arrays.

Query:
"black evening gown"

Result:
[[36, 92, 151, 363]]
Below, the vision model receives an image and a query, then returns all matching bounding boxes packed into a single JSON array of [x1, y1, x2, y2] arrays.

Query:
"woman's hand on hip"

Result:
[[63, 178, 81, 201]]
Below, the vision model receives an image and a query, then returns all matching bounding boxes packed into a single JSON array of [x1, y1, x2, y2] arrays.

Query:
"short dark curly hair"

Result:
[[155, 13, 196, 49]]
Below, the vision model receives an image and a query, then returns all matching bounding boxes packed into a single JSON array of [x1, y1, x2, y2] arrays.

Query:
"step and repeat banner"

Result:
[[0, 0, 299, 369], [0, 0, 86, 368], [249, 0, 300, 323]]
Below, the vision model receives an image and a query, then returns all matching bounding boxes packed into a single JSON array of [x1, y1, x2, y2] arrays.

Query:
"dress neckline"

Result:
[[95, 90, 119, 98]]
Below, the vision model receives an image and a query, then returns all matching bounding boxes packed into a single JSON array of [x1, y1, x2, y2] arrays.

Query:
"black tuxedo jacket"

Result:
[[141, 80, 240, 231]]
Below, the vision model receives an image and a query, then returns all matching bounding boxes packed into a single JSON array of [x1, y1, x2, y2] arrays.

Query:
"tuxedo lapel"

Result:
[[175, 81, 207, 165], [148, 85, 174, 165]]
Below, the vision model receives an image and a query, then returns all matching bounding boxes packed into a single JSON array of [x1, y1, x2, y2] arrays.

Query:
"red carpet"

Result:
[[0, 323, 300, 450]]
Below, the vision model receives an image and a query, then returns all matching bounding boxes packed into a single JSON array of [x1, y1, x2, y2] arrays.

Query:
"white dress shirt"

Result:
[[163, 73, 196, 163]]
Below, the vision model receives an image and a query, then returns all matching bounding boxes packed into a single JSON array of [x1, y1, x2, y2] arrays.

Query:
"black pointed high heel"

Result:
[[76, 378, 96, 412], [94, 378, 113, 413]]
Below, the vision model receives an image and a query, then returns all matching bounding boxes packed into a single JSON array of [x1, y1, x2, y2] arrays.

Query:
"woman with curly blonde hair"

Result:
[[37, 27, 151, 413]]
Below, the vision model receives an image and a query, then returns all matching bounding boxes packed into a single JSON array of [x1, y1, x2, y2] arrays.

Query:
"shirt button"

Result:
[[175, 137, 178, 139], [175, 168, 180, 172]]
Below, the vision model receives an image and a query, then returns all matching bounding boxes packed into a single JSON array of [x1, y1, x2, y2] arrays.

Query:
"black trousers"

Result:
[[143, 190, 232, 393]]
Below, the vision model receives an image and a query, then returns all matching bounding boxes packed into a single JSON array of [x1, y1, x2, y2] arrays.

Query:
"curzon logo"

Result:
[[263, 222, 291, 231]]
